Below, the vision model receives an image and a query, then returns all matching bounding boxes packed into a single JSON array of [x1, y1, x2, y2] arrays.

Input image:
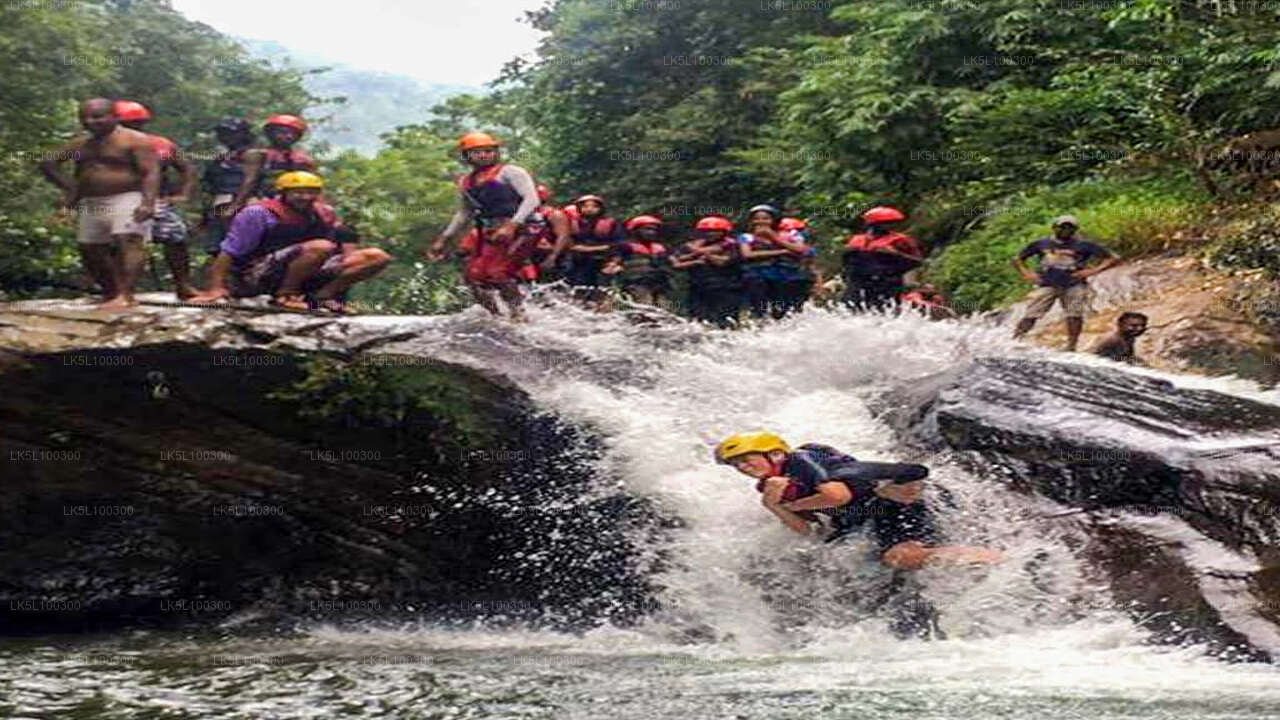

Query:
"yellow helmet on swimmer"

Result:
[[275, 170, 325, 191], [714, 432, 791, 464]]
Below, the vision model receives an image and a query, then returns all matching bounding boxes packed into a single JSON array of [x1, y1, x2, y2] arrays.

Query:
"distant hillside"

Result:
[[238, 38, 479, 155]]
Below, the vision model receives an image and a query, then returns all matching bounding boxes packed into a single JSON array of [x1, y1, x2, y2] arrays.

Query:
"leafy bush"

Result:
[[930, 172, 1211, 312]]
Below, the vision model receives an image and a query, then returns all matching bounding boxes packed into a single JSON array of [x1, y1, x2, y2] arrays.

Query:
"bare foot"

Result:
[[97, 296, 137, 311]]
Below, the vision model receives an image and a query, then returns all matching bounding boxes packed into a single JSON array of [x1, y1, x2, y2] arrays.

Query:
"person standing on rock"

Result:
[[38, 98, 160, 310], [1093, 312, 1149, 364], [1012, 215, 1122, 351], [426, 132, 541, 321], [231, 114, 317, 212], [114, 100, 200, 300], [200, 117, 257, 257], [841, 206, 924, 312]]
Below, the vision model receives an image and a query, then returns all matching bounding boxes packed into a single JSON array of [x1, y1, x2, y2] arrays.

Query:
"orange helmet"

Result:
[[113, 100, 151, 123], [264, 114, 308, 134], [695, 216, 735, 233], [779, 218, 808, 231], [626, 215, 663, 231], [458, 132, 501, 151]]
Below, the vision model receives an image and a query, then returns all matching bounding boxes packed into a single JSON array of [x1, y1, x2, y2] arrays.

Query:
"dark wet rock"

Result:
[[0, 298, 664, 635], [878, 357, 1280, 659]]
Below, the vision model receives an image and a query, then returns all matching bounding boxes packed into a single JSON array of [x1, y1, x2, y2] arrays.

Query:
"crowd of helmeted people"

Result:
[[42, 104, 1140, 360], [424, 132, 952, 325]]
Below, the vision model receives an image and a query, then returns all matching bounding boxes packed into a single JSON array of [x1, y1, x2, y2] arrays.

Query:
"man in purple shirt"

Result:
[[189, 171, 390, 313]]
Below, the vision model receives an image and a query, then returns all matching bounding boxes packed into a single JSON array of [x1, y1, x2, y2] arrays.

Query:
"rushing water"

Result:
[[4, 299, 1280, 719]]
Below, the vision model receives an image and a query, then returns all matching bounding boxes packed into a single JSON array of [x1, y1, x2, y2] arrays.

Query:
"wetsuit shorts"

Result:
[[868, 500, 941, 551], [151, 200, 189, 244], [231, 244, 345, 298], [77, 191, 152, 244]]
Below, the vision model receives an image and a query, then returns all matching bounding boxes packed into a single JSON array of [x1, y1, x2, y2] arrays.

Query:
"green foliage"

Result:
[[322, 127, 468, 314], [1206, 205, 1280, 280], [269, 356, 499, 448], [930, 172, 1210, 312]]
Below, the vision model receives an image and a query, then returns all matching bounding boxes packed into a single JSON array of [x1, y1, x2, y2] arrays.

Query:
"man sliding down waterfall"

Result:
[[715, 433, 1003, 570]]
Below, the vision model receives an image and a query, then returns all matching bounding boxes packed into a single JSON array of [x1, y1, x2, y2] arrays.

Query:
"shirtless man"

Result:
[[39, 98, 159, 309]]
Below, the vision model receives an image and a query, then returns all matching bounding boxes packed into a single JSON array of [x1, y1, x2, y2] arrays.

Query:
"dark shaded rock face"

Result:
[[879, 357, 1280, 660], [0, 301, 663, 635]]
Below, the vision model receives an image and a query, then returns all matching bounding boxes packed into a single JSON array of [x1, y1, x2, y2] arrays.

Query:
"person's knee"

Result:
[[362, 248, 392, 267], [882, 541, 929, 570], [297, 239, 338, 255]]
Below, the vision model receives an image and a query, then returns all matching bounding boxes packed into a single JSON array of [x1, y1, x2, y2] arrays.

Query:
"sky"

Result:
[[169, 0, 546, 87]]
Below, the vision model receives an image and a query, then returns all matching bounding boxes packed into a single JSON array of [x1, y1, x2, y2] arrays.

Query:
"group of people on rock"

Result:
[[39, 99, 388, 313], [38, 103, 1142, 360], [425, 131, 949, 325]]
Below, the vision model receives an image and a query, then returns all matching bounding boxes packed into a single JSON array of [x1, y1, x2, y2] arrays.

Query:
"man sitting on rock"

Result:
[[1011, 215, 1122, 351], [1093, 312, 1149, 365], [189, 171, 390, 313]]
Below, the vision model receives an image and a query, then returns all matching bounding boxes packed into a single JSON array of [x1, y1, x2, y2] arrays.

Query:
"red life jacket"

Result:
[[148, 135, 180, 194], [252, 197, 339, 259], [570, 215, 620, 246], [844, 230, 922, 259], [460, 163, 525, 221], [258, 146, 317, 196], [618, 241, 667, 278]]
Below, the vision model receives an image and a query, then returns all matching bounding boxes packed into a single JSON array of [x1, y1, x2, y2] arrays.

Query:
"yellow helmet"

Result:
[[275, 170, 325, 191], [714, 432, 791, 464]]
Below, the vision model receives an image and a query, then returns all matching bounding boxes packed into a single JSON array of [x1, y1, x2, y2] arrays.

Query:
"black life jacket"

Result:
[[258, 146, 317, 197], [204, 146, 250, 195], [251, 197, 339, 259], [460, 163, 524, 221]]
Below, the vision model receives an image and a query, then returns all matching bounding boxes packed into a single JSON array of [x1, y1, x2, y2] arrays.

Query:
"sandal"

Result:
[[315, 297, 356, 315], [269, 291, 311, 312]]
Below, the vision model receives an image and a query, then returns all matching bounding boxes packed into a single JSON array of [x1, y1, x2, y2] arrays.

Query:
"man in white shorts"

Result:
[[39, 98, 160, 309]]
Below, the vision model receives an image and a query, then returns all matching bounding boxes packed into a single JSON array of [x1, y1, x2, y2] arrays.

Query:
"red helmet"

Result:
[[863, 206, 906, 224], [264, 114, 308, 134], [536, 184, 552, 203], [625, 215, 663, 231], [574, 194, 606, 209], [779, 217, 808, 231], [113, 100, 151, 123], [695, 216, 735, 232]]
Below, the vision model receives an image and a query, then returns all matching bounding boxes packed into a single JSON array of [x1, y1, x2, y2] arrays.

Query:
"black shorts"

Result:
[[870, 500, 940, 551]]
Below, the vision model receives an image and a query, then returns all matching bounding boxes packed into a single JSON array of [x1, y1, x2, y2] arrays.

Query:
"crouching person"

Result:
[[189, 172, 389, 313]]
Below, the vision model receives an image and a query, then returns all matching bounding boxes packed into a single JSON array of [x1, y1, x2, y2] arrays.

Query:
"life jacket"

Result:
[[844, 230, 922, 257], [618, 241, 668, 279], [148, 135, 181, 194], [251, 197, 339, 259], [520, 204, 562, 250], [843, 231, 923, 279], [460, 163, 524, 221], [740, 230, 805, 268], [680, 238, 741, 288], [570, 215, 620, 246], [258, 146, 317, 197], [204, 146, 251, 196]]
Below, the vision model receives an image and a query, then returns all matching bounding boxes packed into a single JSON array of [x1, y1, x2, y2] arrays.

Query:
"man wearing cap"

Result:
[[1011, 215, 1121, 351]]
